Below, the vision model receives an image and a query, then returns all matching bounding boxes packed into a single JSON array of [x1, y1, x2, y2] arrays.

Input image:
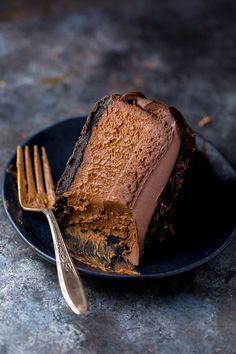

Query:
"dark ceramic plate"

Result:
[[2, 117, 236, 279]]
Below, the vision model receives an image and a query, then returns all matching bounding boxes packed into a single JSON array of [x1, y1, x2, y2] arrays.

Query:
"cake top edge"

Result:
[[56, 92, 190, 196]]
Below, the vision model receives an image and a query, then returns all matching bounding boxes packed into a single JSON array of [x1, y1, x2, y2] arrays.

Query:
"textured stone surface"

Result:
[[0, 1, 236, 353]]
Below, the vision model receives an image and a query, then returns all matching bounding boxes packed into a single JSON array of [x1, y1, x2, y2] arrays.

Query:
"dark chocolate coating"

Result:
[[147, 106, 195, 241]]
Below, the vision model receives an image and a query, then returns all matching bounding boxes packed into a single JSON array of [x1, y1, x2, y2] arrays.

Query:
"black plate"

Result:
[[2, 117, 236, 279]]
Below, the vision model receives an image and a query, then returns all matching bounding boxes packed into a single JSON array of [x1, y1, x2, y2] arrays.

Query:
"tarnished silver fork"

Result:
[[17, 145, 88, 315]]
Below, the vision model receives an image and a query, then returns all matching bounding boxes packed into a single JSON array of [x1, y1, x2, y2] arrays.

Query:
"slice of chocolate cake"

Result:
[[56, 92, 195, 273]]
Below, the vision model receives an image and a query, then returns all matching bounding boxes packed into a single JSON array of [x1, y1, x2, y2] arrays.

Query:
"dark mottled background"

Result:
[[0, 1, 236, 353]]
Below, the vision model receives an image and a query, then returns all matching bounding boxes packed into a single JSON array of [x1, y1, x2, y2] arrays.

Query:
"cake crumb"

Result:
[[0, 80, 6, 88], [40, 74, 69, 86], [198, 115, 213, 127], [132, 75, 144, 88], [144, 59, 158, 71]]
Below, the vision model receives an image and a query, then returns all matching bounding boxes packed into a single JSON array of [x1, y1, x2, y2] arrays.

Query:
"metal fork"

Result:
[[16, 145, 88, 315]]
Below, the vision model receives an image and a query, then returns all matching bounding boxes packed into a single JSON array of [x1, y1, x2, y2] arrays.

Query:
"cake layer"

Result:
[[56, 92, 195, 272]]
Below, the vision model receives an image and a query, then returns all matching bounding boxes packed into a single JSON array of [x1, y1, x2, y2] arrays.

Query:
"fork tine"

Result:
[[34, 145, 45, 194], [24, 145, 36, 196], [17, 145, 27, 200], [42, 147, 55, 198]]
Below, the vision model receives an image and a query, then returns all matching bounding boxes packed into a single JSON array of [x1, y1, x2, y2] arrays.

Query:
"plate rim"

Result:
[[2, 117, 236, 279]]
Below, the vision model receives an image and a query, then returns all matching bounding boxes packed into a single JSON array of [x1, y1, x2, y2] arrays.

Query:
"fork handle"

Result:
[[44, 209, 88, 314]]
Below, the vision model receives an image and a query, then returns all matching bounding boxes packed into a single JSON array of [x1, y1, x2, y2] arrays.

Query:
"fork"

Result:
[[17, 145, 88, 315]]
